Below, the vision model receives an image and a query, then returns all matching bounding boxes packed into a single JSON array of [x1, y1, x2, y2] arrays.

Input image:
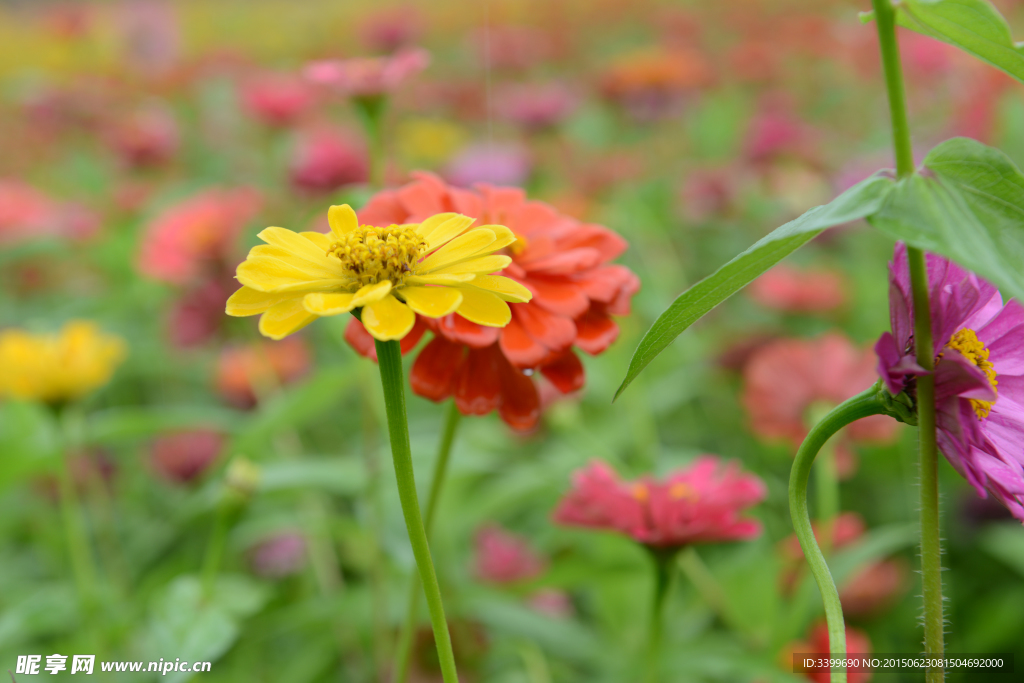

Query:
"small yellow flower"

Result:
[[0, 321, 127, 403], [226, 205, 532, 341]]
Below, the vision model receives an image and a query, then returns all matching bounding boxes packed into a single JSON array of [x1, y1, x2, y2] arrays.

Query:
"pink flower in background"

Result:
[[471, 25, 552, 71], [876, 242, 1024, 520], [743, 333, 898, 477], [358, 8, 422, 52], [474, 524, 546, 584], [137, 187, 261, 284], [744, 100, 818, 164], [288, 127, 369, 193], [107, 104, 180, 169], [443, 142, 532, 188], [304, 47, 430, 98], [747, 264, 847, 313], [116, 1, 180, 75], [679, 167, 741, 222], [0, 181, 100, 244], [167, 278, 234, 349], [151, 430, 223, 485], [526, 589, 574, 618], [496, 82, 578, 130], [240, 73, 315, 128], [215, 337, 311, 409], [553, 457, 766, 548], [248, 533, 307, 579]]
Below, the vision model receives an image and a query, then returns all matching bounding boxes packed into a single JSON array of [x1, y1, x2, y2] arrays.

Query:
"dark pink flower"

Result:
[[304, 48, 429, 98], [876, 242, 1024, 520], [137, 187, 261, 284], [288, 127, 369, 194], [496, 82, 577, 130], [358, 8, 421, 52], [474, 524, 546, 584], [747, 264, 847, 313], [106, 104, 179, 169], [248, 532, 307, 578], [240, 73, 314, 128], [553, 457, 766, 548], [151, 430, 223, 485]]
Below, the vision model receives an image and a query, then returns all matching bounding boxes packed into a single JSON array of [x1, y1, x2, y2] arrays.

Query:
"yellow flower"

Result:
[[226, 205, 532, 341], [0, 321, 127, 403]]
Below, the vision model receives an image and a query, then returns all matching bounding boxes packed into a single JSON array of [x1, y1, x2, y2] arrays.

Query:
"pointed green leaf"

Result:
[[869, 137, 1024, 301], [897, 0, 1024, 83], [614, 173, 896, 399]]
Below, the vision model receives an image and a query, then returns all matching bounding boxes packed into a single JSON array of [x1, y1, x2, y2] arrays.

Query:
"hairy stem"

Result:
[[790, 388, 887, 683], [375, 339, 459, 682], [392, 400, 462, 683]]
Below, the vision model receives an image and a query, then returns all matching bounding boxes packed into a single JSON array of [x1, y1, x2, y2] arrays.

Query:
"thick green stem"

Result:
[[392, 400, 462, 683], [375, 339, 459, 683], [643, 548, 675, 683], [790, 388, 887, 683], [872, 1, 945, 675]]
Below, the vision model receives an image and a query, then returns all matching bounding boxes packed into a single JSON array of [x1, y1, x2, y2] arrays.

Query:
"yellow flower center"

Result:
[[946, 328, 998, 419], [668, 482, 697, 501], [631, 483, 649, 502], [326, 224, 427, 287], [508, 233, 529, 256]]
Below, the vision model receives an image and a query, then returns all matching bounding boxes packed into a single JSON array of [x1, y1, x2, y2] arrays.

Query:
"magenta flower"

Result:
[[553, 457, 766, 548], [473, 524, 546, 584], [876, 242, 1024, 520], [303, 48, 429, 99]]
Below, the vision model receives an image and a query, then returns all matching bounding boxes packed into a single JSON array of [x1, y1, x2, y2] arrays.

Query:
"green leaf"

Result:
[[868, 137, 1024, 302], [897, 0, 1024, 84], [0, 401, 60, 489], [979, 523, 1024, 578], [614, 173, 896, 399], [258, 458, 367, 496]]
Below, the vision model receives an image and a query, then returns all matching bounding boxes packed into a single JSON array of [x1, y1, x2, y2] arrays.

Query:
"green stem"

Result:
[[354, 95, 388, 189], [814, 438, 839, 555], [643, 547, 675, 683], [375, 339, 459, 683], [57, 450, 97, 607], [201, 501, 231, 600], [872, 2, 945, 676], [392, 400, 462, 683], [790, 388, 887, 683]]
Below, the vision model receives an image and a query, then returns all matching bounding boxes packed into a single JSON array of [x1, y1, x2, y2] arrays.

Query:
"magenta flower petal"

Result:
[[933, 351, 997, 402]]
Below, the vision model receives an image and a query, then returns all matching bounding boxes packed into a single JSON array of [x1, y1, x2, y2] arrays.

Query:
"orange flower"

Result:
[[215, 337, 311, 409], [346, 172, 639, 431]]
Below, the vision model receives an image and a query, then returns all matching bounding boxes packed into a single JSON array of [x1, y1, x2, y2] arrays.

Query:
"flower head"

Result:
[[226, 203, 531, 341], [151, 429, 222, 485], [553, 457, 766, 548], [0, 180, 100, 244], [240, 73, 314, 128], [876, 242, 1024, 520], [790, 622, 873, 683], [137, 188, 261, 285], [303, 47, 429, 99], [474, 524, 546, 584], [495, 82, 578, 130], [288, 127, 369, 194], [747, 264, 847, 313], [106, 103, 179, 169], [600, 47, 711, 121], [0, 321, 126, 404], [215, 337, 311, 409], [444, 142, 532, 188], [346, 172, 639, 431], [247, 532, 307, 579]]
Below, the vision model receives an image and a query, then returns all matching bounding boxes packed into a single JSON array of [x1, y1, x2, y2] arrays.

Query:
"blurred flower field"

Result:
[[2, 0, 1024, 681]]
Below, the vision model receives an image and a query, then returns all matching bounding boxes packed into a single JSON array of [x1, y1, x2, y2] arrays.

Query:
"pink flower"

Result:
[[443, 142, 531, 188], [553, 457, 766, 548], [167, 278, 234, 349], [303, 48, 429, 99], [747, 264, 847, 313], [744, 99, 819, 164], [0, 181, 99, 244], [151, 430, 223, 485], [137, 187, 261, 284], [106, 103, 179, 169], [247, 533, 307, 579], [288, 127, 369, 194], [240, 73, 314, 128], [790, 622, 873, 683], [474, 524, 546, 584], [876, 242, 1024, 520], [358, 8, 421, 53], [470, 25, 551, 71], [526, 588, 574, 618], [495, 82, 578, 130], [743, 333, 899, 477]]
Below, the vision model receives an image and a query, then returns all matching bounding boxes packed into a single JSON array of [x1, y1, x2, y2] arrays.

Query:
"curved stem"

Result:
[[392, 400, 462, 683], [790, 388, 887, 683], [375, 339, 459, 683]]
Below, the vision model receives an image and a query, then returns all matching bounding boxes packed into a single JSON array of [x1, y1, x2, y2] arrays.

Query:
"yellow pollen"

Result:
[[326, 224, 427, 287], [631, 483, 649, 502], [669, 482, 697, 501], [946, 328, 998, 419]]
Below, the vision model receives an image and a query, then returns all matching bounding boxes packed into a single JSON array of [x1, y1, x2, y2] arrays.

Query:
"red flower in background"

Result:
[[151, 429, 223, 485], [553, 457, 766, 548], [137, 187, 261, 285], [288, 127, 369, 194], [742, 333, 899, 478], [215, 337, 311, 409], [240, 73, 315, 128], [0, 180, 100, 244], [106, 103, 180, 169], [747, 263, 847, 313], [790, 622, 873, 683], [345, 172, 639, 431], [474, 524, 546, 584]]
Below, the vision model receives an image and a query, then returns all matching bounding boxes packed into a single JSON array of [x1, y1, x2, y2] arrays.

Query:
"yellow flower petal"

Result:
[[398, 286, 463, 317], [405, 273, 475, 285], [237, 255, 349, 293], [249, 245, 344, 280], [465, 275, 533, 303], [258, 299, 317, 339], [361, 294, 416, 341], [454, 286, 511, 327], [226, 286, 295, 316], [303, 292, 356, 316], [328, 204, 358, 240], [430, 254, 511, 275], [258, 227, 335, 267], [418, 228, 497, 272], [415, 212, 459, 239], [419, 214, 475, 251], [300, 231, 333, 250], [351, 280, 393, 307], [478, 225, 518, 251]]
